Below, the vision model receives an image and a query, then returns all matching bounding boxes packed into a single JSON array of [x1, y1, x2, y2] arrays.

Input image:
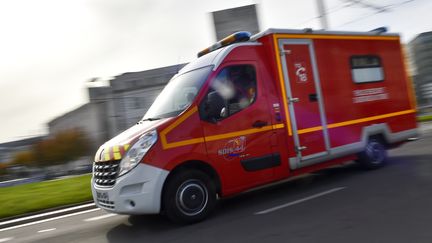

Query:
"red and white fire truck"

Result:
[[92, 28, 417, 223]]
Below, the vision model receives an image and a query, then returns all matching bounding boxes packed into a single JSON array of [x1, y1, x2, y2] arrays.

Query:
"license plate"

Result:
[[96, 191, 109, 201]]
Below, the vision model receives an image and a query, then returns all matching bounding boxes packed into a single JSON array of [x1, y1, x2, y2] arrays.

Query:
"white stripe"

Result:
[[0, 178, 29, 184], [0, 203, 95, 227], [37, 228, 56, 233], [0, 238, 14, 242], [84, 213, 116, 222], [255, 187, 346, 215], [0, 208, 100, 232]]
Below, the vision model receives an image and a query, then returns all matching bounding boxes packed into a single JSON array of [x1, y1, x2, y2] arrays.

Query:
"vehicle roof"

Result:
[[177, 42, 261, 75], [178, 28, 398, 76], [251, 28, 399, 40]]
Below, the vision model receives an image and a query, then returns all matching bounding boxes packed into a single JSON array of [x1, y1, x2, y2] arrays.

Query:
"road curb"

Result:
[[0, 201, 96, 229]]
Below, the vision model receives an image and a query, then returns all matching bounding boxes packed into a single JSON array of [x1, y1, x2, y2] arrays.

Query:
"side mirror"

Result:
[[220, 107, 228, 118], [199, 91, 226, 122]]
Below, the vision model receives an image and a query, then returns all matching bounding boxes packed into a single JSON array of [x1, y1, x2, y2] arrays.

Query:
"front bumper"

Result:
[[91, 163, 169, 215]]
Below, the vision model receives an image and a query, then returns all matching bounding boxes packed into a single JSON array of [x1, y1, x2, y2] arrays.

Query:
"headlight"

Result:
[[118, 130, 158, 177]]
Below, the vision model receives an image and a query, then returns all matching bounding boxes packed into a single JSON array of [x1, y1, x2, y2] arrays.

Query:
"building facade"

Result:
[[48, 103, 105, 150], [212, 4, 260, 41], [409, 31, 432, 107], [89, 63, 186, 139]]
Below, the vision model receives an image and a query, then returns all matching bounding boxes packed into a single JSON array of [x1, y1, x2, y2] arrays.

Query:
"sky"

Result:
[[0, 0, 431, 143]]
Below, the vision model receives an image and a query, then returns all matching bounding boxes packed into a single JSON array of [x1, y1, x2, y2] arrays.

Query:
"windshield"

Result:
[[143, 66, 212, 119]]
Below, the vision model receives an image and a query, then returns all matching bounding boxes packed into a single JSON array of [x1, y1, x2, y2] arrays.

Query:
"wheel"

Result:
[[163, 170, 216, 224], [357, 138, 387, 169]]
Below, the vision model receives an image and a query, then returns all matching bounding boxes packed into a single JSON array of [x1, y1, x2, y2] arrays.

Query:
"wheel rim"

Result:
[[366, 141, 384, 165], [176, 179, 208, 216]]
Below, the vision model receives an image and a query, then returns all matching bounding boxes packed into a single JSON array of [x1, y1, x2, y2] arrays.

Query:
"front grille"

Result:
[[97, 199, 115, 209], [93, 160, 120, 187]]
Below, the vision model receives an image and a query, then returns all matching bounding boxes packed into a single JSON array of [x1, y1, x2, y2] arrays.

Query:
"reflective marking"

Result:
[[254, 187, 346, 215], [0, 238, 13, 242], [104, 150, 110, 161], [37, 228, 56, 233], [0, 208, 100, 232], [160, 106, 286, 149], [113, 146, 121, 160], [272, 124, 285, 129], [162, 137, 204, 149], [84, 213, 116, 222], [298, 126, 322, 134], [0, 203, 95, 227], [296, 109, 415, 135], [113, 153, 121, 160], [160, 106, 199, 149], [273, 35, 293, 136], [205, 126, 273, 141], [326, 110, 415, 129], [274, 33, 399, 41]]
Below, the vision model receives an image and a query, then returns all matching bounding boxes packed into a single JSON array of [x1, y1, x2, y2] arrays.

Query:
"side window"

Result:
[[200, 65, 257, 122], [350, 55, 384, 83]]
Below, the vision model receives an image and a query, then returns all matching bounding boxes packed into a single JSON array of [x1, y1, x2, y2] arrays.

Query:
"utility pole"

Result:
[[316, 0, 329, 29]]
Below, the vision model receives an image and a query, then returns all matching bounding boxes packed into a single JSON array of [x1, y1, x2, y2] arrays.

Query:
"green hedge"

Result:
[[0, 174, 93, 219], [418, 115, 432, 122]]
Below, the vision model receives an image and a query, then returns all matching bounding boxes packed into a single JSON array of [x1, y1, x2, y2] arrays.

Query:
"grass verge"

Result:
[[418, 115, 432, 122], [0, 174, 92, 219]]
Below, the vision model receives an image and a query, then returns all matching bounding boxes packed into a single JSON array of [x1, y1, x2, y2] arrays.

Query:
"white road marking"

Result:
[[0, 203, 95, 227], [37, 228, 56, 233], [254, 187, 346, 215], [0, 238, 14, 242], [0, 208, 100, 232], [84, 213, 116, 222], [0, 178, 29, 185]]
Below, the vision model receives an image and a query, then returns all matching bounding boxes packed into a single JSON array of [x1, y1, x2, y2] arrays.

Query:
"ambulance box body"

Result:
[[91, 29, 417, 223]]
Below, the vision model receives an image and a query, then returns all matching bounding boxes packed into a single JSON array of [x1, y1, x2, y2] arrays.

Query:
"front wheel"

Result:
[[357, 138, 387, 169], [163, 170, 216, 224]]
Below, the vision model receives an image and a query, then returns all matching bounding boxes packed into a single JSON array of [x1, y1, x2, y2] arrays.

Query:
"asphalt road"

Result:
[[1, 124, 432, 243]]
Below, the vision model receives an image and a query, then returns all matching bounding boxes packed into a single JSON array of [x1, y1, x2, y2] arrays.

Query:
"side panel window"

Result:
[[200, 65, 257, 121], [350, 55, 384, 83]]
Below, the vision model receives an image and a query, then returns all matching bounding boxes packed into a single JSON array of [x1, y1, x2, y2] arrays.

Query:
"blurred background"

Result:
[[1, 0, 432, 184]]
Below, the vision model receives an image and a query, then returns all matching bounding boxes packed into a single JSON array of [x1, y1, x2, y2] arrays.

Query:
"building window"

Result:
[[350, 55, 384, 83]]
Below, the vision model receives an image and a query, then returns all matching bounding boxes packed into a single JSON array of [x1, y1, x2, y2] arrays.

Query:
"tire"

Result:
[[357, 138, 387, 169], [163, 170, 216, 224]]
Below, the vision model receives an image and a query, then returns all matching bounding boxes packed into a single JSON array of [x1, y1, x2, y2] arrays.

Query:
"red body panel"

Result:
[[313, 38, 416, 149], [282, 43, 327, 157], [139, 32, 417, 198]]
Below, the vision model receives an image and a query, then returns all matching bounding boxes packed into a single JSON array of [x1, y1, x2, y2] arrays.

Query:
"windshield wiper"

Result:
[[141, 117, 162, 122]]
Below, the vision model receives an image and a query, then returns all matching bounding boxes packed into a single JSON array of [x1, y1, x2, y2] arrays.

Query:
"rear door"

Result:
[[279, 39, 330, 161]]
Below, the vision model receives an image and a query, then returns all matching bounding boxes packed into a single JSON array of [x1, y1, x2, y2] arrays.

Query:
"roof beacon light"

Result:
[[197, 31, 251, 58]]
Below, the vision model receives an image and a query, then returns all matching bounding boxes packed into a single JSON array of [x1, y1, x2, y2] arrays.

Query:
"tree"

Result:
[[0, 162, 8, 175], [32, 128, 91, 167], [11, 151, 35, 166]]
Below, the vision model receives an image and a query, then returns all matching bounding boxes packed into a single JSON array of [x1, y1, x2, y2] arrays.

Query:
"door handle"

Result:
[[288, 97, 299, 104], [252, 120, 268, 128], [309, 93, 318, 102]]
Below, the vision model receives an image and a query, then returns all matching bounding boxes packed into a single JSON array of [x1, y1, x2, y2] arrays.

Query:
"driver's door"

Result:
[[199, 63, 279, 192]]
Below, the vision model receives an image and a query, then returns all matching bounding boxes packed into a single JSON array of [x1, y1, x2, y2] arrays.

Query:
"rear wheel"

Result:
[[163, 170, 216, 224], [357, 138, 387, 169]]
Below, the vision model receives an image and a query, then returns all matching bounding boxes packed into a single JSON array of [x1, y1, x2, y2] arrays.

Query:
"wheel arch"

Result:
[[161, 160, 222, 211], [360, 123, 391, 147]]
